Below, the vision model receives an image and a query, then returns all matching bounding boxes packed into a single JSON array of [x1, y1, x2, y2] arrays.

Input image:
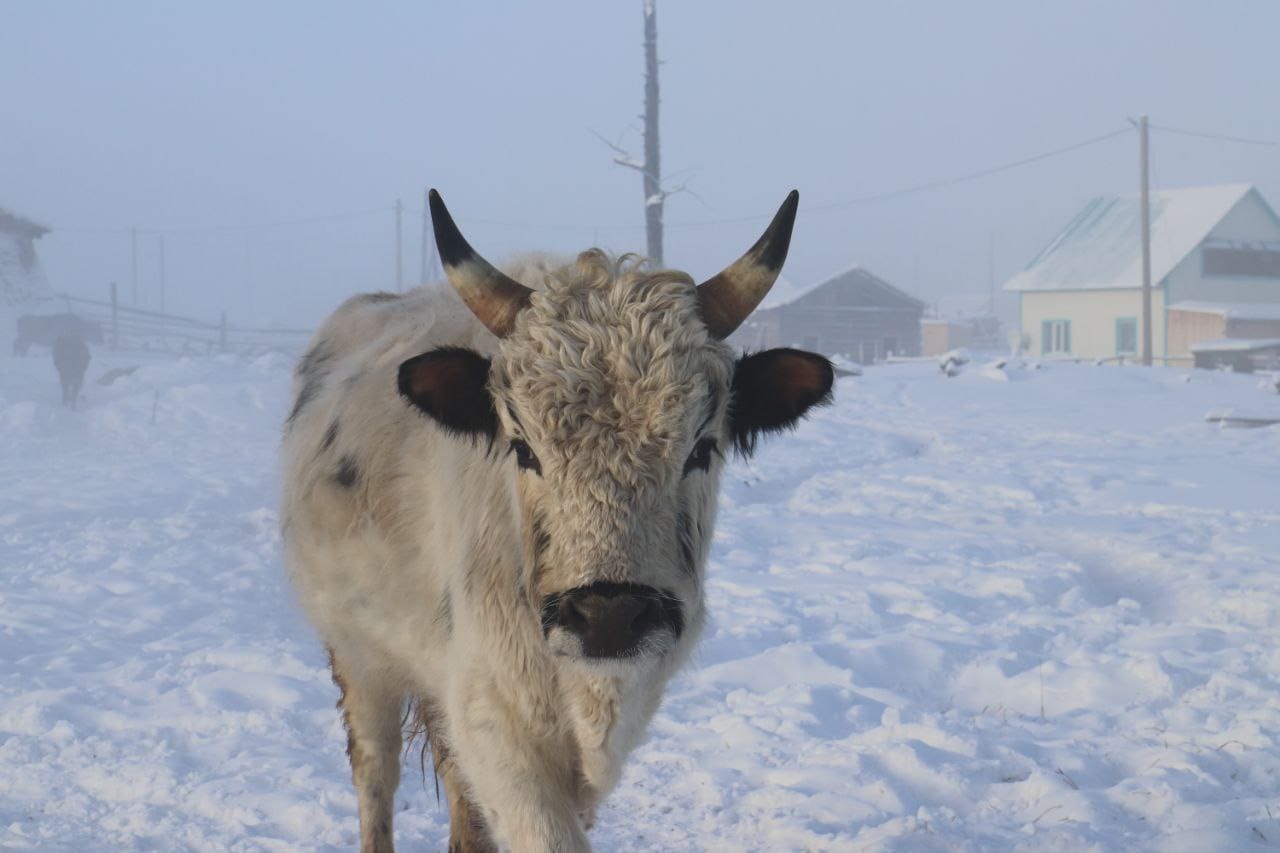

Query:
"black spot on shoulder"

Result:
[[334, 455, 359, 489], [321, 420, 339, 451], [361, 291, 400, 303]]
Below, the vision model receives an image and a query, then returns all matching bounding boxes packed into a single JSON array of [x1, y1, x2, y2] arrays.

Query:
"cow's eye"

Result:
[[683, 437, 718, 476], [510, 439, 542, 475]]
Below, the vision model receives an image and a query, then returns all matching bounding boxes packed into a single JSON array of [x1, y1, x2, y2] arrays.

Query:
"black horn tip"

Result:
[[428, 190, 474, 270], [756, 190, 800, 273]]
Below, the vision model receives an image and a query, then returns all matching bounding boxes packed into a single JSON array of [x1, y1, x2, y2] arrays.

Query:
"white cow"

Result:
[[281, 190, 832, 852]]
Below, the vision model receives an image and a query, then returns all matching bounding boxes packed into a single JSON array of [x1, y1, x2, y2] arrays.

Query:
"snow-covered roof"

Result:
[[760, 264, 923, 312], [1004, 184, 1260, 293], [1168, 301, 1280, 321]]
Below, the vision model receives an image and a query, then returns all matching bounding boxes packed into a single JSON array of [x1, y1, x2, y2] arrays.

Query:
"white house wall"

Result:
[[1021, 288, 1165, 359]]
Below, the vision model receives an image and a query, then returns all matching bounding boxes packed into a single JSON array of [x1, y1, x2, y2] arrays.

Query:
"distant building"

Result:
[[735, 266, 924, 363], [921, 292, 1006, 356], [0, 207, 53, 308], [1003, 184, 1280, 361], [921, 318, 972, 356]]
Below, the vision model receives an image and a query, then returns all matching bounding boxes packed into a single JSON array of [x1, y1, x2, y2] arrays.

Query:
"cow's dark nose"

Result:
[[542, 582, 682, 659]]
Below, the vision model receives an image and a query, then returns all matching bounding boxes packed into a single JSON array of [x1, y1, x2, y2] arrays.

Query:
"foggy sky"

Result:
[[4, 0, 1278, 327]]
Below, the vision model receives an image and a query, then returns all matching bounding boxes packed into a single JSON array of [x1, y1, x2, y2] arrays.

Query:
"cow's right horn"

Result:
[[429, 189, 533, 338], [696, 190, 799, 339]]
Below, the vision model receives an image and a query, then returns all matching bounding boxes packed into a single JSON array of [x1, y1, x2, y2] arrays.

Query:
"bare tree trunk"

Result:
[[642, 0, 663, 266]]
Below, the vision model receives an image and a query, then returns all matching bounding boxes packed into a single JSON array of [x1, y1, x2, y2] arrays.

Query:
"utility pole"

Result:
[[642, 0, 663, 265], [395, 198, 404, 291], [1139, 114, 1152, 366], [109, 281, 118, 350], [158, 234, 166, 312], [130, 227, 138, 306], [420, 188, 430, 286], [988, 231, 996, 312]]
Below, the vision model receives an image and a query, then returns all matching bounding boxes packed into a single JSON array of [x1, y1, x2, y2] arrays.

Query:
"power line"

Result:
[[160, 206, 391, 236], [1149, 124, 1280, 149], [452, 127, 1138, 233], [803, 127, 1134, 216], [55, 121, 1275, 240], [55, 206, 391, 237]]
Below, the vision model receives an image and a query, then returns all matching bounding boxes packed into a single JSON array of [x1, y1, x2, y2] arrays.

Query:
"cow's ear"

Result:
[[729, 348, 834, 457], [398, 347, 498, 440]]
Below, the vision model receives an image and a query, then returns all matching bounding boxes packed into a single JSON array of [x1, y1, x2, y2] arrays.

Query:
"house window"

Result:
[[1203, 246, 1280, 277], [1115, 317, 1138, 355], [1041, 319, 1071, 355]]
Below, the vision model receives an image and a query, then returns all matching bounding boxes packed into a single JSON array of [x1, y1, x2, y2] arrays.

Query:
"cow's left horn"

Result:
[[429, 189, 533, 338], [696, 190, 799, 339]]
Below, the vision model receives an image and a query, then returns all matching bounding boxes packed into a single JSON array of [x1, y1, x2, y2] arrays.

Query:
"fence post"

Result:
[[220, 311, 228, 353], [110, 281, 119, 350]]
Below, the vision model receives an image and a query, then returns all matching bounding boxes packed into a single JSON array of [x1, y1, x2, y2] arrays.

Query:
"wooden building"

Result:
[[734, 266, 924, 364]]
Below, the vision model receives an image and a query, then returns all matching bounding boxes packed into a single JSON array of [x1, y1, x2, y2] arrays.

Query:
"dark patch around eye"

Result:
[[510, 439, 542, 475], [683, 437, 718, 476]]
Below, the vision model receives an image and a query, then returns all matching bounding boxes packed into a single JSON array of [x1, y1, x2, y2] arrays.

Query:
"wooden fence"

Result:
[[51, 283, 313, 356]]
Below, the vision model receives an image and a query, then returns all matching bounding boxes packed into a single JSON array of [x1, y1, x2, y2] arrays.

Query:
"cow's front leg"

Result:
[[411, 696, 497, 852], [330, 650, 404, 853], [447, 680, 589, 853]]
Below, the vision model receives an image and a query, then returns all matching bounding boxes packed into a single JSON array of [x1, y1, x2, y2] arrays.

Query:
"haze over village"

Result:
[[3, 3, 1279, 850]]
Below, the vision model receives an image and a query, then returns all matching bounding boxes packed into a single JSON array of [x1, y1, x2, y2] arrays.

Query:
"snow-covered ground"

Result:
[[3, 349, 1280, 851]]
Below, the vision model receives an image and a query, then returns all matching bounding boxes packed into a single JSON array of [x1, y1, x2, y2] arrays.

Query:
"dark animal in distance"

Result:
[[13, 313, 103, 356], [52, 335, 90, 409]]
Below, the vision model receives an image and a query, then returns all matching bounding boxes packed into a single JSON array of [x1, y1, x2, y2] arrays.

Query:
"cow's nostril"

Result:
[[631, 597, 662, 637], [558, 596, 589, 632]]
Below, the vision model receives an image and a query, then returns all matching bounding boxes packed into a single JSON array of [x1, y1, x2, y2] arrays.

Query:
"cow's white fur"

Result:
[[282, 251, 734, 851]]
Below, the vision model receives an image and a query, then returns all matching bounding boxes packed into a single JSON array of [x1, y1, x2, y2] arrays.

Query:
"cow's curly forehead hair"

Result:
[[492, 250, 733, 458]]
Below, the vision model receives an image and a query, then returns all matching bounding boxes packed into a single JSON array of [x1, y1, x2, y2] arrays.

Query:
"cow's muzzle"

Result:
[[540, 581, 684, 660]]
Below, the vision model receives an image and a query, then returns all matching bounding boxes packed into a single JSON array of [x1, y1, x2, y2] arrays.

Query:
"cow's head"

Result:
[[399, 190, 832, 668]]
